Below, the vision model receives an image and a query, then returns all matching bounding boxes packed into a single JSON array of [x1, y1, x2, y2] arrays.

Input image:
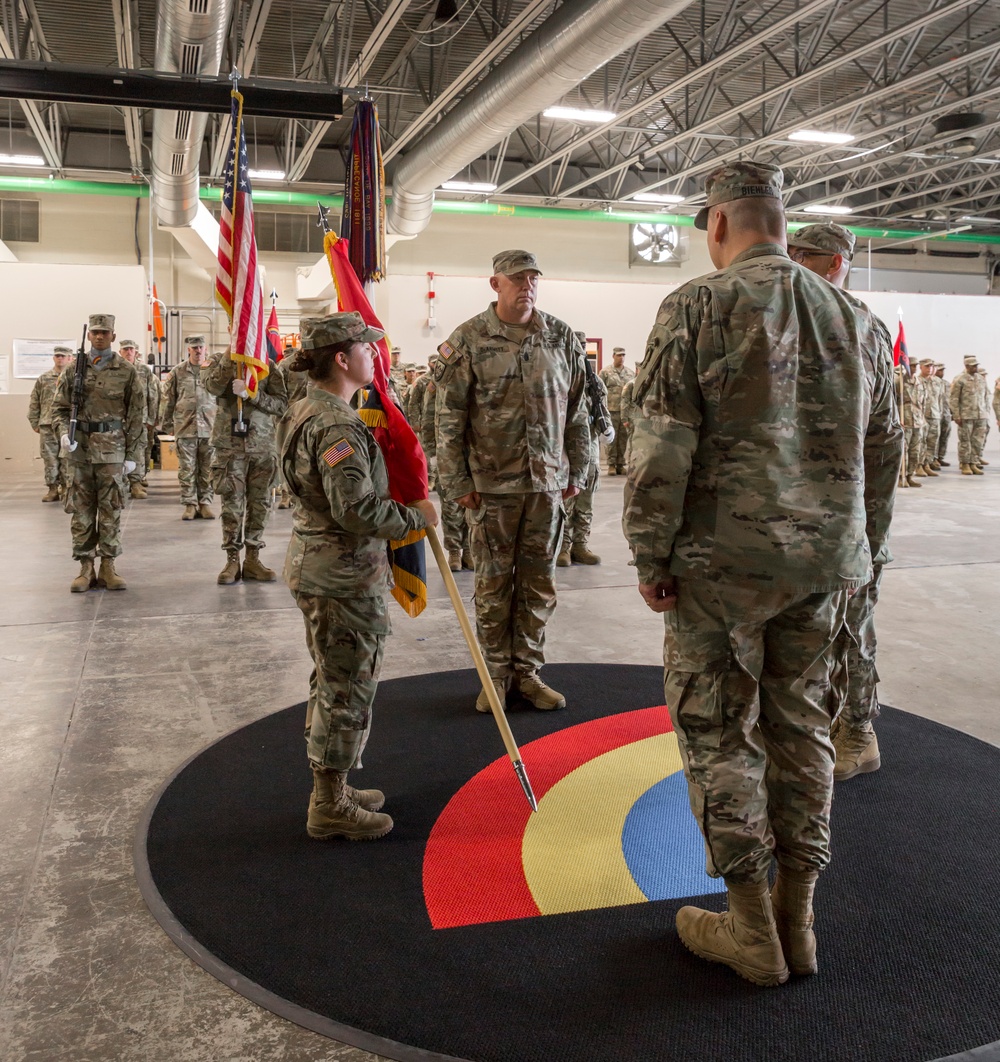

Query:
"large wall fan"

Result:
[[631, 222, 681, 264]]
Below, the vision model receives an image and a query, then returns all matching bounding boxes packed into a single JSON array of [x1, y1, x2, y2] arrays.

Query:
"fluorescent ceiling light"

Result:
[[804, 204, 853, 215], [440, 180, 497, 193], [789, 130, 856, 145], [632, 192, 686, 204], [247, 168, 285, 180], [543, 106, 617, 124], [0, 153, 46, 166], [958, 215, 1000, 224]]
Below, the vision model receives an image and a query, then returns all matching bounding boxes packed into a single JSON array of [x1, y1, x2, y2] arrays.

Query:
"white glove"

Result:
[[60, 433, 78, 454], [600, 425, 616, 445], [428, 455, 439, 476], [123, 460, 137, 475], [232, 378, 250, 399]]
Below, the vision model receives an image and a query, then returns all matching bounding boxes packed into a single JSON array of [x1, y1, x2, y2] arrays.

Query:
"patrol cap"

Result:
[[492, 249, 543, 276], [404, 362, 418, 372], [53, 345, 73, 355], [788, 222, 856, 261], [918, 358, 934, 367], [300, 311, 384, 350], [964, 355, 979, 366], [184, 334, 206, 347], [88, 313, 115, 332], [428, 354, 440, 366], [612, 346, 625, 354], [694, 162, 784, 230], [391, 346, 402, 354], [118, 339, 139, 350]]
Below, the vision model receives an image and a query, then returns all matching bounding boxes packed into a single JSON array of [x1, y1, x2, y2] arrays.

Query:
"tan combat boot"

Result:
[[70, 558, 97, 593], [307, 767, 393, 840], [182, 503, 197, 520], [276, 489, 292, 510], [97, 557, 127, 590], [972, 464, 984, 475], [129, 482, 148, 499], [476, 677, 508, 714], [242, 547, 276, 581], [676, 879, 789, 987], [198, 502, 216, 519], [905, 475, 922, 487], [961, 463, 973, 475], [42, 484, 60, 503], [461, 550, 474, 570], [309, 768, 385, 815], [556, 549, 571, 567], [517, 672, 566, 710], [833, 722, 880, 780], [448, 549, 462, 572], [922, 463, 939, 476], [914, 465, 927, 477], [771, 865, 819, 976], [980, 458, 990, 465], [571, 544, 601, 564], [938, 458, 950, 466], [218, 551, 241, 584], [929, 460, 942, 471]]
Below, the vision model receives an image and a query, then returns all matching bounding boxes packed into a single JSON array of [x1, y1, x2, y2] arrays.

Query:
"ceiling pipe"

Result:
[[386, 0, 696, 238], [150, 0, 233, 228]]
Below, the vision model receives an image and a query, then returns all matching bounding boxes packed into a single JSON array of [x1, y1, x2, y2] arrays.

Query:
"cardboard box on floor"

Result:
[[158, 435, 178, 471]]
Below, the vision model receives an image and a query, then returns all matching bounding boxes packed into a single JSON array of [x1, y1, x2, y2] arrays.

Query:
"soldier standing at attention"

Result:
[[599, 347, 634, 474], [278, 312, 437, 840], [53, 314, 145, 592], [203, 339, 288, 584], [405, 359, 433, 424], [434, 250, 589, 713], [161, 336, 217, 519], [935, 363, 951, 465], [389, 345, 405, 394], [275, 345, 307, 510], [788, 221, 893, 782], [28, 345, 73, 502], [896, 362, 924, 487], [117, 339, 160, 498], [914, 359, 940, 477], [951, 356, 988, 475], [976, 363, 991, 467], [623, 163, 901, 986]]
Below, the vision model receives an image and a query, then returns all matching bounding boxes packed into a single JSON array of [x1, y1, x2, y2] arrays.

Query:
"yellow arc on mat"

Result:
[[522, 732, 683, 915]]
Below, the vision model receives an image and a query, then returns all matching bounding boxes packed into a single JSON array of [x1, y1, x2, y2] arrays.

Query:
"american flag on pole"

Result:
[[215, 89, 268, 398]]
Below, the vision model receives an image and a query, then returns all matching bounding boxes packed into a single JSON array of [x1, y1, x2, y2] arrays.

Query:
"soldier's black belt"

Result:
[[77, 419, 123, 433]]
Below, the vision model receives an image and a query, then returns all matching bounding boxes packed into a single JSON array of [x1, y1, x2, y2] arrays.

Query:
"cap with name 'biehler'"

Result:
[[788, 222, 856, 261], [694, 162, 784, 230]]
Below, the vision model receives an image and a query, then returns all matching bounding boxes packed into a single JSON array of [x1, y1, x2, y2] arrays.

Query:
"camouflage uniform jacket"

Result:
[[434, 303, 590, 499], [52, 351, 144, 465], [939, 377, 952, 423], [950, 371, 988, 421], [278, 386, 427, 600], [28, 366, 64, 428], [920, 373, 942, 420], [978, 370, 992, 418], [623, 243, 901, 590], [419, 378, 438, 457], [896, 371, 925, 429], [994, 378, 1000, 422], [202, 351, 288, 454], [161, 361, 216, 438], [132, 361, 161, 428], [585, 373, 608, 475], [599, 364, 634, 411], [620, 379, 637, 435], [277, 353, 309, 406], [406, 373, 430, 425]]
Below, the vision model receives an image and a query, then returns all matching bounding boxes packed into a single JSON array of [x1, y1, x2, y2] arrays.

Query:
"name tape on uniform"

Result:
[[323, 438, 355, 468]]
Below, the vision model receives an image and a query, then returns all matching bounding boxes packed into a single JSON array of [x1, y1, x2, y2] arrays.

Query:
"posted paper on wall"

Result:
[[13, 338, 78, 379]]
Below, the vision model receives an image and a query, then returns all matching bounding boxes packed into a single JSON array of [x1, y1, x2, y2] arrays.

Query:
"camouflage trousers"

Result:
[[67, 462, 126, 560], [606, 412, 626, 469], [903, 426, 922, 476], [295, 592, 390, 772], [564, 485, 596, 547], [662, 579, 848, 884], [38, 427, 66, 486], [938, 418, 951, 460], [835, 565, 883, 731], [920, 418, 941, 466], [441, 495, 468, 553], [467, 491, 563, 681], [957, 419, 988, 465], [176, 436, 214, 504], [213, 450, 277, 551]]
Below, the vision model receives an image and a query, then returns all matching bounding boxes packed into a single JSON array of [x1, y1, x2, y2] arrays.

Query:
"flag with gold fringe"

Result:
[[324, 230, 429, 617], [340, 99, 387, 284]]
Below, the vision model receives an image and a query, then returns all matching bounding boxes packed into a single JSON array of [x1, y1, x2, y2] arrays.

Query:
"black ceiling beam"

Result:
[[0, 62, 344, 121]]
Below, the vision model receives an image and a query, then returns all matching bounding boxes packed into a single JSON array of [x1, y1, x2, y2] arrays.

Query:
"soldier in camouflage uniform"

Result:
[[389, 346, 405, 395], [278, 311, 436, 841], [623, 163, 901, 987], [935, 363, 952, 465], [976, 365, 991, 467], [435, 249, 589, 713], [28, 345, 73, 502], [161, 336, 217, 518], [789, 222, 890, 782], [405, 363, 431, 425], [558, 331, 604, 567], [914, 359, 941, 477], [951, 356, 989, 474], [896, 364, 925, 487], [117, 339, 160, 498], [203, 342, 288, 584], [275, 346, 307, 510], [994, 375, 1000, 431], [599, 347, 634, 474], [53, 313, 145, 592]]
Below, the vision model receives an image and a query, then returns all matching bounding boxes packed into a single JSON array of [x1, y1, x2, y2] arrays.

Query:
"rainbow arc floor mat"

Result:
[[137, 664, 1000, 1062]]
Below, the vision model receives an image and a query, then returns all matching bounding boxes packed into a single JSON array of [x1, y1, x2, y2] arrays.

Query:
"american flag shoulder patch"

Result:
[[438, 341, 456, 360], [322, 438, 355, 468]]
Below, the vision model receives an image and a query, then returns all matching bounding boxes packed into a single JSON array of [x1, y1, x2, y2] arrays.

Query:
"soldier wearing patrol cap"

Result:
[[277, 311, 437, 841], [405, 358, 434, 424], [117, 339, 159, 498], [787, 222, 855, 287], [625, 161, 901, 985], [434, 249, 589, 713], [52, 313, 144, 592], [28, 344, 74, 501], [935, 363, 952, 466], [950, 356, 989, 474], [599, 346, 633, 474], [161, 336, 217, 518], [914, 358, 941, 477]]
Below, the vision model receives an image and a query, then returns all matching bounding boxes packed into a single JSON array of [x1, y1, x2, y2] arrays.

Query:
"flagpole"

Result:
[[898, 307, 906, 486], [424, 524, 538, 812]]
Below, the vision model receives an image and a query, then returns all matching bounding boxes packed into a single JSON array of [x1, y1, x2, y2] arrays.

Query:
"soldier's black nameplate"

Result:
[[231, 417, 250, 437]]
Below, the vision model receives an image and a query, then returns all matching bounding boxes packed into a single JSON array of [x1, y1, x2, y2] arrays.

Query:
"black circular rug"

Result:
[[136, 664, 1000, 1062]]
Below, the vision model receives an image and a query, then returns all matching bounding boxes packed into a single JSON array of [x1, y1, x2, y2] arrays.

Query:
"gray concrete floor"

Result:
[[1, 451, 998, 1062]]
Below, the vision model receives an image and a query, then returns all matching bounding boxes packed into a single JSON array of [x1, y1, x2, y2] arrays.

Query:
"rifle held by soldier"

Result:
[[67, 323, 88, 448], [584, 355, 615, 443]]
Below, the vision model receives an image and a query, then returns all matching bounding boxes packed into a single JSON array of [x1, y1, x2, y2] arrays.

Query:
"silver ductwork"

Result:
[[151, 0, 233, 228], [386, 0, 695, 237]]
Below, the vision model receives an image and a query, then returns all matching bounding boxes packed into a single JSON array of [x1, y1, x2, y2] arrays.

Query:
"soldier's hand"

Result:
[[410, 498, 439, 527], [562, 484, 581, 500], [638, 578, 678, 613], [60, 434, 78, 454], [232, 378, 251, 399], [456, 491, 482, 510]]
